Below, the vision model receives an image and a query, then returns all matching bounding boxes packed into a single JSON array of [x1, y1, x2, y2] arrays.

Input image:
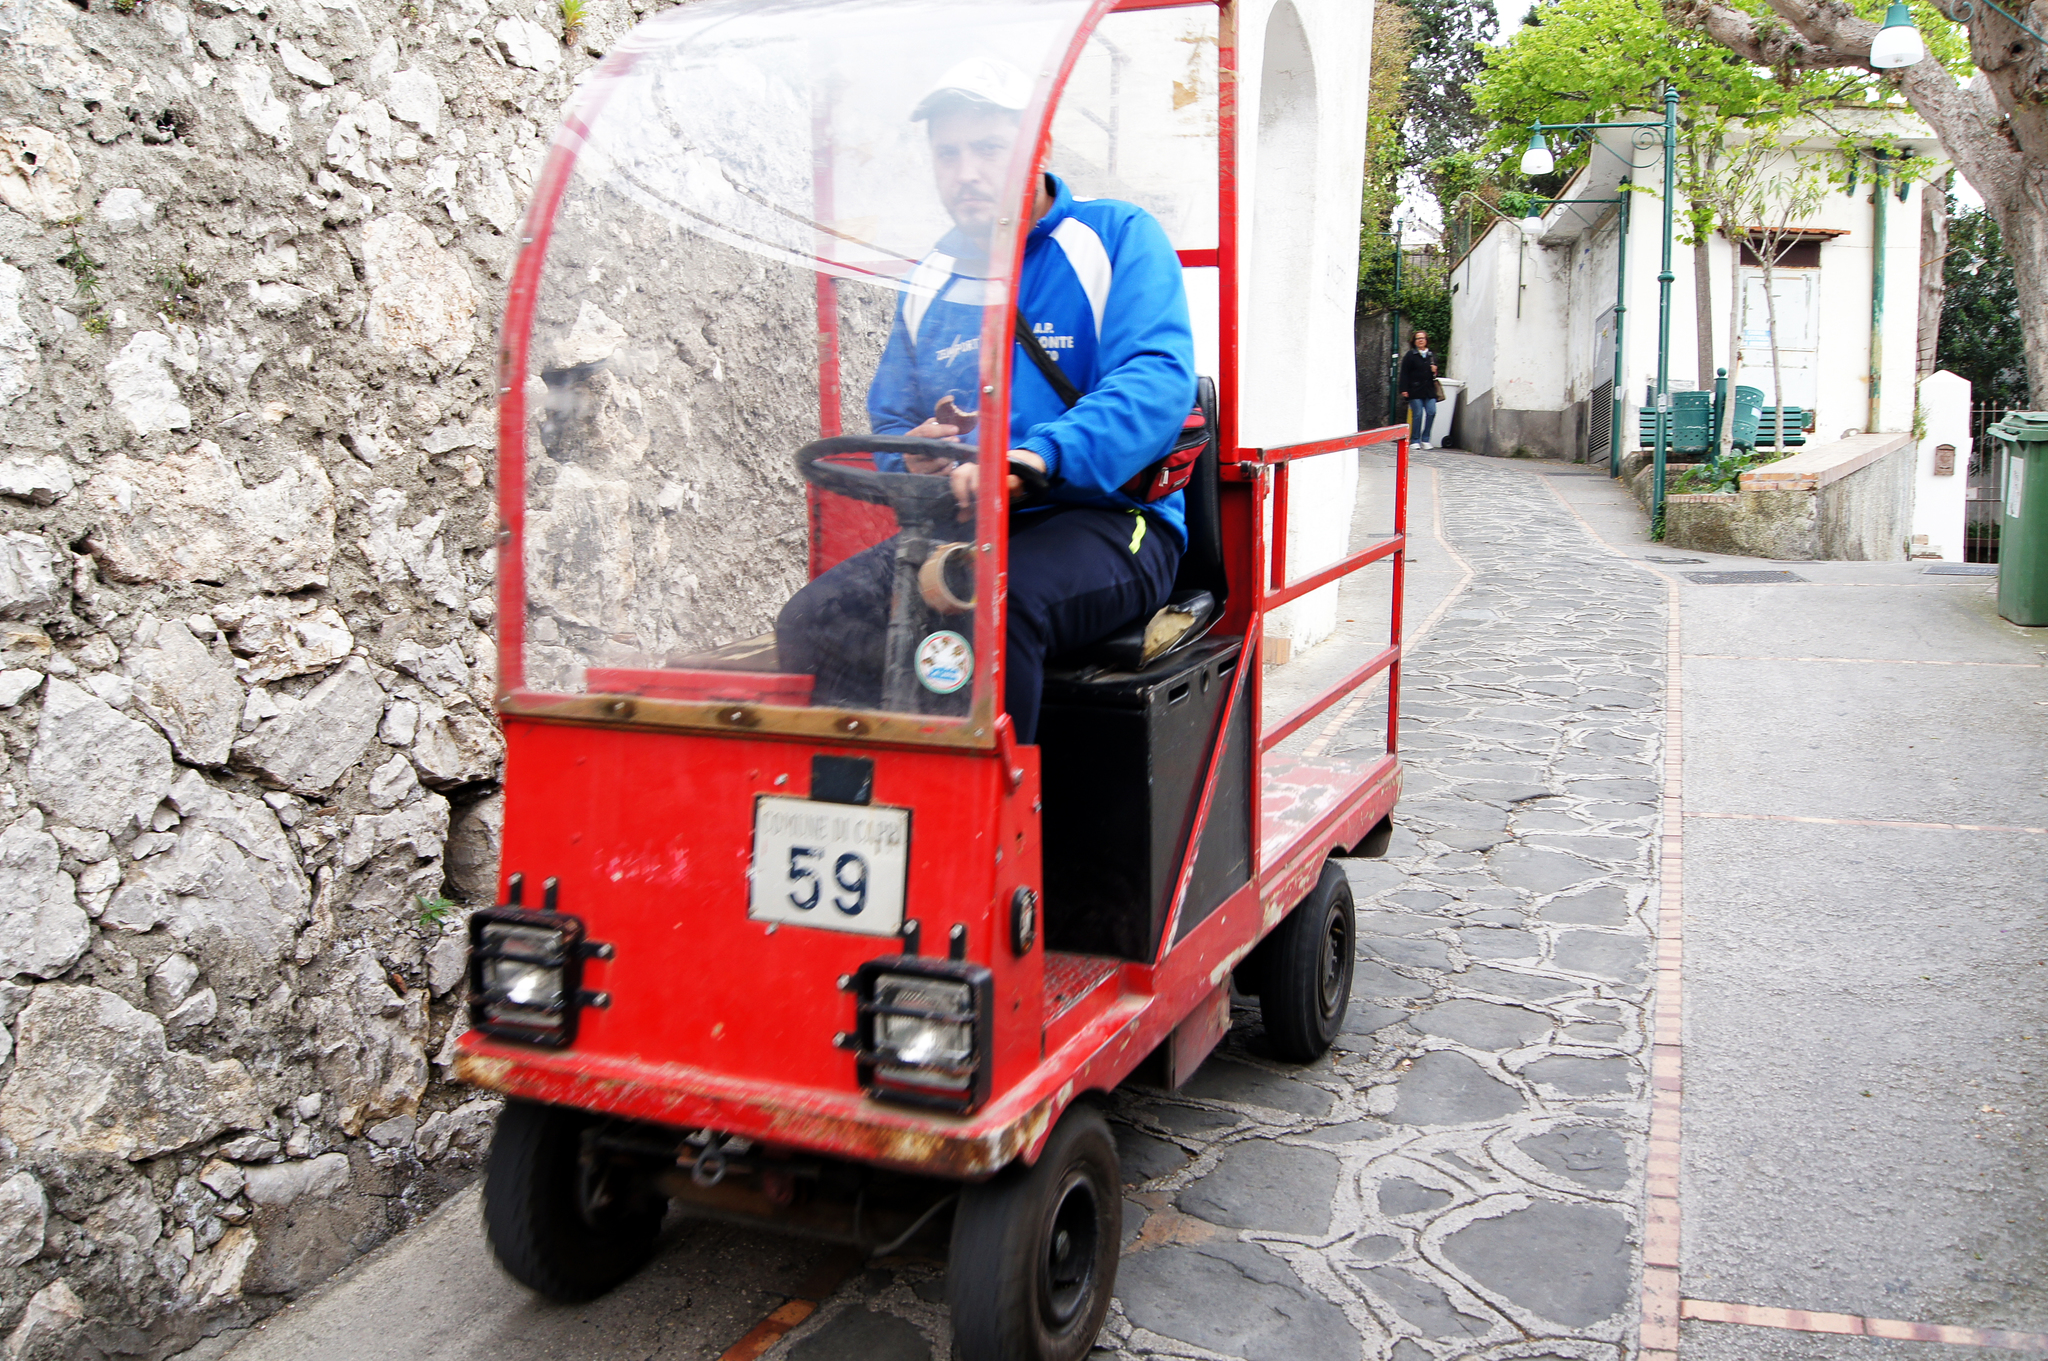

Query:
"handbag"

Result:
[[1013, 311, 1211, 503], [1433, 377, 1446, 401]]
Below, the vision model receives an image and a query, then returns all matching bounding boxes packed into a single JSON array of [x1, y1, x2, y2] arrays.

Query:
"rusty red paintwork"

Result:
[[465, 0, 1408, 1183]]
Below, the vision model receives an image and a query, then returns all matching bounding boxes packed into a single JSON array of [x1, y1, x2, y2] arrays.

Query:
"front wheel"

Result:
[[1257, 858, 1355, 1062], [948, 1104, 1120, 1361], [482, 1099, 667, 1301]]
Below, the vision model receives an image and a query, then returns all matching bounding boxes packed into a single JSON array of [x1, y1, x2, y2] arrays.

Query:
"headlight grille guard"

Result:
[[851, 955, 994, 1115], [467, 901, 613, 1049]]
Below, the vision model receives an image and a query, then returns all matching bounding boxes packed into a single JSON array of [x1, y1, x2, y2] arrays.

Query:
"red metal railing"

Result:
[[1254, 424, 1409, 754]]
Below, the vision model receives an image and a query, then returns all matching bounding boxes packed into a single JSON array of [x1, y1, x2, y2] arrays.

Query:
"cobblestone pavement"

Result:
[[764, 450, 1670, 1361]]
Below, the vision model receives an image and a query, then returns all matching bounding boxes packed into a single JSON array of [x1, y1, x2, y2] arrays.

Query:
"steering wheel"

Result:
[[795, 436, 1050, 522]]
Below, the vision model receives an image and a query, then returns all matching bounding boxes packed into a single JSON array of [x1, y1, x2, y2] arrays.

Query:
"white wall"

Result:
[[1237, 0, 1371, 651], [1915, 369, 1971, 559], [1456, 115, 1941, 460]]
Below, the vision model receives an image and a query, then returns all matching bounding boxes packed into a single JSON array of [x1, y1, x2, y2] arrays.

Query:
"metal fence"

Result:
[[1967, 402, 2010, 563]]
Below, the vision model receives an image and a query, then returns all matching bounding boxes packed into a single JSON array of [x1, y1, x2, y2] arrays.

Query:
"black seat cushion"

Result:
[[1063, 589, 1217, 674]]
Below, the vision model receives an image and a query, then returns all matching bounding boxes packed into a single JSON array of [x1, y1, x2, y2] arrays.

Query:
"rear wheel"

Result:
[[1258, 859, 1355, 1062], [482, 1099, 667, 1301], [948, 1104, 1120, 1361]]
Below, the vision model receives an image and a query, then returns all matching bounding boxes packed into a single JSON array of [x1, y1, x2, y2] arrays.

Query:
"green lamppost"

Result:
[[1519, 87, 1681, 510]]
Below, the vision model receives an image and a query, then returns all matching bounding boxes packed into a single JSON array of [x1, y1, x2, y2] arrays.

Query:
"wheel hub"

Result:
[[1040, 1174, 1100, 1329]]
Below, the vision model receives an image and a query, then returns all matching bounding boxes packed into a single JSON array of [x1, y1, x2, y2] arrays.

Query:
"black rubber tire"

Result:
[[947, 1104, 1120, 1361], [482, 1099, 666, 1301], [1257, 858, 1355, 1062]]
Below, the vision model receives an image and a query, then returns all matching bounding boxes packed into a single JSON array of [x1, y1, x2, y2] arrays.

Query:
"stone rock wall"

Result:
[[0, 0, 644, 1344]]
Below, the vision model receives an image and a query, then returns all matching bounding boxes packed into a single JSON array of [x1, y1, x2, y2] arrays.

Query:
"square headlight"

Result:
[[853, 957, 993, 1113], [468, 907, 597, 1047]]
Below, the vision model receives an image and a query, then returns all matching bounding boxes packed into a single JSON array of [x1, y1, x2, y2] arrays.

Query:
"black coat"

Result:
[[1399, 348, 1438, 400]]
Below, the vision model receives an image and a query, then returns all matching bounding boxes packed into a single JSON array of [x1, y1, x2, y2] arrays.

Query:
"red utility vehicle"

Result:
[[458, 0, 1408, 1355]]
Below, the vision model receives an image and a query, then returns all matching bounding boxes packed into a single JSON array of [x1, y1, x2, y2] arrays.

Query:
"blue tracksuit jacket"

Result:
[[866, 174, 1197, 546]]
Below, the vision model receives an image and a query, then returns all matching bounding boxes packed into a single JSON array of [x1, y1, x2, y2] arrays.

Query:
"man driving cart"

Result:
[[777, 57, 1198, 743]]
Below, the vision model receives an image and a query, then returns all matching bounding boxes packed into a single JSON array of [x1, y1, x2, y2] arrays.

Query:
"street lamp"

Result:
[[1868, 1, 1928, 65], [1518, 87, 1680, 506]]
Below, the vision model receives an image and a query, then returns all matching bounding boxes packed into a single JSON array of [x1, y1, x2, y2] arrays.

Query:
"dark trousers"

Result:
[[776, 506, 1180, 743]]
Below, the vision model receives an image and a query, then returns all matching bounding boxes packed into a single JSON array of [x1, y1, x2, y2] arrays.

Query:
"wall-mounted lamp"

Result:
[[1868, 1, 1928, 66], [1519, 132, 1554, 177]]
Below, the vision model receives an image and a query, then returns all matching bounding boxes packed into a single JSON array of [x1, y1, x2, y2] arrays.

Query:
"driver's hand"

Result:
[[902, 418, 960, 474], [948, 451, 1046, 521]]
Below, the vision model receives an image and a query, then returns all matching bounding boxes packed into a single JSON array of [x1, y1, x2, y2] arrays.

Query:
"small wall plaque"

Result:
[[1934, 443, 1957, 476]]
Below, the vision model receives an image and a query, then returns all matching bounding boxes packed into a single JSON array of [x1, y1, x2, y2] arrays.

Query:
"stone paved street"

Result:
[[206, 449, 2048, 1361]]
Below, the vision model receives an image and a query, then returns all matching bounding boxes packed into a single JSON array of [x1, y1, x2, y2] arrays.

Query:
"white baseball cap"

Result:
[[911, 56, 1034, 120]]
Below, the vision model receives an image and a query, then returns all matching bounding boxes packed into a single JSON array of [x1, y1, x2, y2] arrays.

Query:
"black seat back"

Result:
[[1173, 377, 1225, 599]]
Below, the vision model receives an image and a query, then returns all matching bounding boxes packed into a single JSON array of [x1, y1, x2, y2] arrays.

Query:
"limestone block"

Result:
[[378, 698, 418, 745], [213, 597, 354, 683], [180, 1227, 255, 1303], [325, 99, 394, 187], [3, 1279, 83, 1358], [276, 39, 335, 87], [339, 793, 449, 914], [234, 659, 383, 794], [392, 639, 469, 696], [385, 67, 441, 136], [358, 488, 466, 607], [409, 698, 501, 787], [104, 330, 194, 436], [96, 187, 154, 233], [0, 985, 261, 1159], [227, 62, 291, 142], [242, 1153, 349, 1206], [118, 772, 310, 999], [361, 215, 478, 368], [416, 1097, 496, 1162], [27, 679, 173, 836], [0, 670, 41, 708], [366, 753, 419, 809], [425, 932, 464, 996], [0, 533, 61, 620], [494, 16, 560, 70], [303, 952, 429, 1133], [125, 618, 242, 765], [0, 124, 80, 221], [0, 264, 37, 407], [0, 1172, 48, 1267], [445, 791, 502, 901], [83, 441, 335, 591], [0, 812, 86, 979], [0, 457, 74, 505]]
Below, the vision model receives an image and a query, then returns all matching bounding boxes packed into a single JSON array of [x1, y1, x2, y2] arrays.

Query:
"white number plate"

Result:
[[749, 795, 909, 937]]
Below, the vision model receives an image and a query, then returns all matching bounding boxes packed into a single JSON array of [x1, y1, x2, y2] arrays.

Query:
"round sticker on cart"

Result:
[[915, 630, 973, 694]]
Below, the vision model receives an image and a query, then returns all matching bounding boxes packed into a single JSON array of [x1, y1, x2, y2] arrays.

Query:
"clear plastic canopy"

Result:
[[499, 0, 1217, 741]]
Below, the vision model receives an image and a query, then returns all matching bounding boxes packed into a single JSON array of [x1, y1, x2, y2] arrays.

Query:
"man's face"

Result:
[[928, 105, 1019, 243], [1414, 333, 1429, 351]]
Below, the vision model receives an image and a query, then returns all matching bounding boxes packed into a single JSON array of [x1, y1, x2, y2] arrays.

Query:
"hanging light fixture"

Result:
[[1869, 1, 1926, 67], [1519, 131, 1555, 177], [1519, 213, 1546, 237]]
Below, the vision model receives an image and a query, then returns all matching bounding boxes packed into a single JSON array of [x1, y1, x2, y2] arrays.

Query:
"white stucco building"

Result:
[[1447, 112, 1943, 463]]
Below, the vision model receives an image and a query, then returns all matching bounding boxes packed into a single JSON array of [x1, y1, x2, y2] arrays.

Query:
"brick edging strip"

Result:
[[1680, 1298, 2048, 1351], [1640, 570, 1686, 1361]]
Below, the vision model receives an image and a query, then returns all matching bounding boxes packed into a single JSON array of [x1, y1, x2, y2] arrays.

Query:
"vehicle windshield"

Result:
[[506, 0, 1094, 736]]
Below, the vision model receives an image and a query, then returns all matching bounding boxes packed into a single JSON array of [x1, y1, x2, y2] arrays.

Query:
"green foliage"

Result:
[[1671, 448, 1782, 493], [155, 261, 204, 320], [1938, 200, 2028, 412], [415, 894, 458, 929], [560, 0, 585, 44], [57, 233, 112, 334], [1398, 0, 1499, 218], [56, 235, 100, 298]]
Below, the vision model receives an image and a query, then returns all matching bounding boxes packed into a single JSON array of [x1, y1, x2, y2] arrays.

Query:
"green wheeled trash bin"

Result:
[[1990, 412, 2048, 627]]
